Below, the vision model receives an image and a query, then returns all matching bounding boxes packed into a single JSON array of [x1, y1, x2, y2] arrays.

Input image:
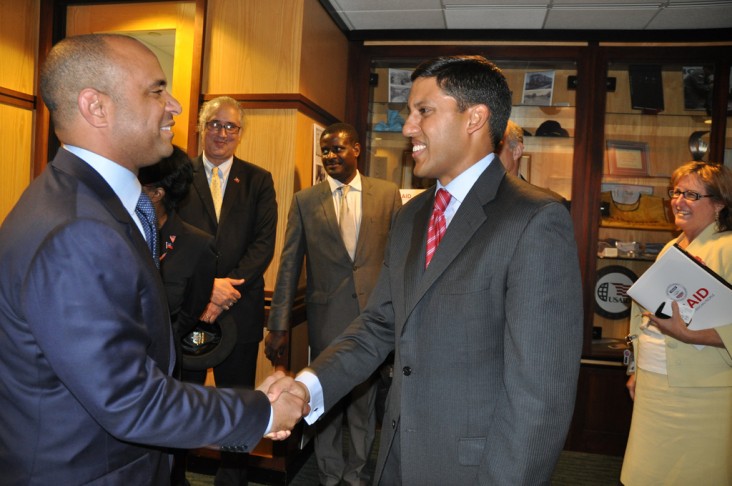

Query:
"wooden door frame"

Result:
[[34, 0, 207, 177]]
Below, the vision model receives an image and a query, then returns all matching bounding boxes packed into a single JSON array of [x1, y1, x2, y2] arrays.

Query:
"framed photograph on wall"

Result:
[[521, 71, 554, 106], [388, 68, 413, 103], [606, 140, 649, 176]]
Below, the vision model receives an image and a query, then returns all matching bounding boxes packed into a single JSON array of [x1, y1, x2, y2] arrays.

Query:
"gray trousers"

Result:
[[314, 375, 378, 486]]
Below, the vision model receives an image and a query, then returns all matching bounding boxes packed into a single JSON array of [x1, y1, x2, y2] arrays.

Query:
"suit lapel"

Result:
[[54, 151, 152, 261], [356, 176, 375, 258], [403, 162, 505, 323], [219, 157, 242, 224], [191, 156, 218, 227], [318, 182, 342, 247]]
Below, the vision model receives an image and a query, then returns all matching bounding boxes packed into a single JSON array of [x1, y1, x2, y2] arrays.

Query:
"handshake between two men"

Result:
[[255, 371, 311, 440]]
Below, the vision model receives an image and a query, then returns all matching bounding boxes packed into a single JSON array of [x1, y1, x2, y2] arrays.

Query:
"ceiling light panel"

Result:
[[445, 6, 548, 29]]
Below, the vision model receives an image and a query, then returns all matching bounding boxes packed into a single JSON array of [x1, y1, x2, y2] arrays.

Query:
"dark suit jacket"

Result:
[[159, 211, 217, 354], [178, 155, 277, 344], [268, 175, 401, 356], [0, 150, 270, 485], [310, 161, 584, 485]]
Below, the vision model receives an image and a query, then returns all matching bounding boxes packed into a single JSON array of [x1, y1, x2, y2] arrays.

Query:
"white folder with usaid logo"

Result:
[[627, 244, 732, 331]]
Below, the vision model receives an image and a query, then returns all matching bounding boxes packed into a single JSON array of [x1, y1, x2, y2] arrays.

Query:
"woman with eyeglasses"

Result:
[[621, 161, 732, 485]]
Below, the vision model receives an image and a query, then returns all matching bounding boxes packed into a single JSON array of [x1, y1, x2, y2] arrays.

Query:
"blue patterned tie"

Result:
[[135, 192, 159, 268]]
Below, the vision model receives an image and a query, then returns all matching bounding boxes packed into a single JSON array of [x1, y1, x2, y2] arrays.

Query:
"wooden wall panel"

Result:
[[66, 2, 195, 149], [299, 0, 348, 122], [0, 0, 39, 94], [203, 0, 304, 94], [0, 105, 33, 223], [233, 108, 297, 289], [0, 0, 38, 224]]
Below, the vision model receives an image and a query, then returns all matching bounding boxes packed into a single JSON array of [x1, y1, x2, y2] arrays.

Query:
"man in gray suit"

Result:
[[268, 55, 583, 485], [265, 123, 401, 486]]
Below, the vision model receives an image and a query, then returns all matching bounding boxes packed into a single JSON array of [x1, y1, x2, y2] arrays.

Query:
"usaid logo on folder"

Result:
[[628, 244, 732, 331]]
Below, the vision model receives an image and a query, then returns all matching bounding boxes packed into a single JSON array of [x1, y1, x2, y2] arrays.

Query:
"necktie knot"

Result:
[[135, 192, 159, 268], [434, 188, 450, 213]]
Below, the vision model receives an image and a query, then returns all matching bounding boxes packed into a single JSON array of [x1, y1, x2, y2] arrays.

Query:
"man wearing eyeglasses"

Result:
[[178, 96, 278, 486]]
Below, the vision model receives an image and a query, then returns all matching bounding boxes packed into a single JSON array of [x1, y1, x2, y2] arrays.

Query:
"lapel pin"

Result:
[[234, 177, 240, 183]]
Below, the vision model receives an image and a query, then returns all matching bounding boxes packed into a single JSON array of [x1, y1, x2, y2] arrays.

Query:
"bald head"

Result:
[[40, 34, 140, 130]]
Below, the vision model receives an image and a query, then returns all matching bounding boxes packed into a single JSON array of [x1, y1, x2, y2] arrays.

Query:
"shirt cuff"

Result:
[[263, 405, 274, 436], [296, 369, 324, 425]]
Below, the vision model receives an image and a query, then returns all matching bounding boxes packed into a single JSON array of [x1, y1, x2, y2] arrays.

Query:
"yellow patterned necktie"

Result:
[[210, 167, 222, 221]]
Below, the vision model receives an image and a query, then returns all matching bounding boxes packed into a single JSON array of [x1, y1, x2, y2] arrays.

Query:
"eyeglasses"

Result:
[[205, 120, 241, 134], [668, 189, 715, 201]]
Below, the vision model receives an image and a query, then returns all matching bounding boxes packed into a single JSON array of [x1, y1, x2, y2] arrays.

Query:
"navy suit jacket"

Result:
[[0, 149, 270, 485]]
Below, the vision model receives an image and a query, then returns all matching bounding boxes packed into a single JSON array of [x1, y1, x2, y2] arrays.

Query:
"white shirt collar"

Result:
[[327, 171, 362, 194], [438, 153, 495, 203], [202, 153, 233, 181], [62, 144, 141, 217]]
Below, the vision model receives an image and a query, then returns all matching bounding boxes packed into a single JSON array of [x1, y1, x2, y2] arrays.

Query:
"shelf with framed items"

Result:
[[591, 55, 730, 344], [362, 56, 580, 205]]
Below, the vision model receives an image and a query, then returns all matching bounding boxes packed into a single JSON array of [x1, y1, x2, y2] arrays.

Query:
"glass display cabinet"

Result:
[[364, 58, 578, 203]]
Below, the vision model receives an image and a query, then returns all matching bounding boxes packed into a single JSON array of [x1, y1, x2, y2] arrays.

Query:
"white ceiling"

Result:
[[323, 0, 732, 32]]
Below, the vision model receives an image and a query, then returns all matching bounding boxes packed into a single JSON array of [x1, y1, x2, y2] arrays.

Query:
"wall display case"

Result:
[[346, 43, 731, 457], [592, 60, 713, 341], [364, 58, 577, 203]]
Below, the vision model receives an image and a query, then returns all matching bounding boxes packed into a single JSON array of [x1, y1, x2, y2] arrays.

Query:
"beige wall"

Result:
[[0, 0, 38, 223], [66, 1, 196, 149], [202, 0, 349, 386], [203, 0, 348, 291]]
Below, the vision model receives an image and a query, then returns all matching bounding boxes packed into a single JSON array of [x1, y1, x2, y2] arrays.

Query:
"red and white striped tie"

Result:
[[425, 188, 451, 268]]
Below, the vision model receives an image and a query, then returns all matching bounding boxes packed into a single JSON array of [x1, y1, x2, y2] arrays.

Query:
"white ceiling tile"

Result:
[[343, 10, 446, 30], [445, 7, 548, 29], [332, 0, 442, 11], [442, 0, 545, 4], [322, 0, 732, 30], [544, 8, 658, 29], [648, 5, 732, 29]]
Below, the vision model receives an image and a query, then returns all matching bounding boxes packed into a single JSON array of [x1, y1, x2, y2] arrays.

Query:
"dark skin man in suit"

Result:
[[266, 123, 401, 485], [0, 34, 303, 485]]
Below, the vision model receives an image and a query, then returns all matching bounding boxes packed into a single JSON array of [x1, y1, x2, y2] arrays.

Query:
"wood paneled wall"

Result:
[[0, 0, 38, 223], [202, 0, 349, 385], [66, 1, 196, 149]]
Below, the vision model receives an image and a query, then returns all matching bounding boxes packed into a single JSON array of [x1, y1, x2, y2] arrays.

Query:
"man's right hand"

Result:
[[264, 330, 289, 366]]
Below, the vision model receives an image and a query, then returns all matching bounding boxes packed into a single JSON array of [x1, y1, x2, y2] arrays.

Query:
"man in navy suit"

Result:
[[268, 55, 583, 485], [0, 34, 304, 485]]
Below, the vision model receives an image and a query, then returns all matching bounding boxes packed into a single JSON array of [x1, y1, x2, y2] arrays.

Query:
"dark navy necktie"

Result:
[[135, 192, 159, 268]]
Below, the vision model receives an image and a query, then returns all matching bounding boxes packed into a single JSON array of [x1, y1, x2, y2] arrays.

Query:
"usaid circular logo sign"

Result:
[[595, 265, 638, 319], [666, 283, 687, 301]]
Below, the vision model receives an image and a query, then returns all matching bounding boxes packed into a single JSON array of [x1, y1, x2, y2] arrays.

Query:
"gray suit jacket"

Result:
[[310, 161, 583, 485], [268, 175, 401, 356]]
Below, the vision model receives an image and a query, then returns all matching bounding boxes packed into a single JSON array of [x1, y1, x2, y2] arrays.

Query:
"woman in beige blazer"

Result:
[[622, 161, 732, 485]]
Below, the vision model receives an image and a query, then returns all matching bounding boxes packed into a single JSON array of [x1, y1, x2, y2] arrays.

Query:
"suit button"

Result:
[[402, 366, 411, 376], [352, 265, 358, 271], [392, 420, 396, 429], [352, 293, 357, 298]]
